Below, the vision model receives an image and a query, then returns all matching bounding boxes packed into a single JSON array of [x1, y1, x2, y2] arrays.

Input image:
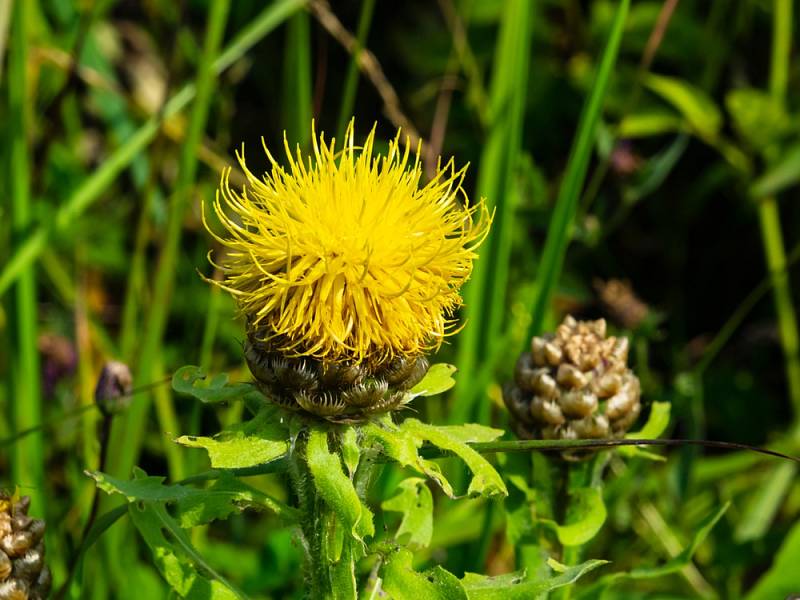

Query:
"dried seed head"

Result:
[[95, 361, 133, 416], [0, 495, 47, 596], [503, 315, 642, 459]]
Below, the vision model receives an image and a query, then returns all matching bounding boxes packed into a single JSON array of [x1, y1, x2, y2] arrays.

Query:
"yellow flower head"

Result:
[[205, 122, 491, 365]]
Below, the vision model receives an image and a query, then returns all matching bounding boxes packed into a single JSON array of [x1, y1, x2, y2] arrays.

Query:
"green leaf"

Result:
[[539, 487, 607, 547], [401, 419, 508, 499], [362, 421, 455, 497], [172, 365, 259, 404], [341, 426, 360, 479], [746, 517, 800, 600], [328, 536, 357, 600], [751, 143, 800, 198], [617, 110, 684, 138], [381, 548, 467, 600], [89, 468, 296, 524], [584, 502, 729, 596], [381, 478, 433, 549], [462, 559, 608, 599], [306, 427, 375, 543], [174, 475, 298, 527], [125, 468, 245, 599], [734, 462, 796, 542], [176, 407, 288, 469], [129, 500, 242, 600], [726, 88, 791, 150], [644, 73, 722, 141], [409, 363, 457, 397], [620, 401, 671, 461], [433, 423, 505, 444]]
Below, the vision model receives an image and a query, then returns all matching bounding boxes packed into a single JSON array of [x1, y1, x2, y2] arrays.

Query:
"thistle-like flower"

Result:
[[205, 122, 490, 419]]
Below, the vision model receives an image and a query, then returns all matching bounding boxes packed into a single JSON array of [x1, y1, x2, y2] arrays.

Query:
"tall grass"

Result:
[[7, 0, 44, 514]]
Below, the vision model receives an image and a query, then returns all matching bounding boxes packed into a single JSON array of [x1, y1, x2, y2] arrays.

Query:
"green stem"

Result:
[[335, 0, 376, 140], [8, 0, 44, 515]]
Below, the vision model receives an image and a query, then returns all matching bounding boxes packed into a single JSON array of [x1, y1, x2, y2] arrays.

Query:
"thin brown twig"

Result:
[[308, 0, 422, 148]]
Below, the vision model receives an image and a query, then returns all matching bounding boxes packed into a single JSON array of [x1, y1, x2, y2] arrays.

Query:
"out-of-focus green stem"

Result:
[[105, 0, 231, 483], [8, 0, 45, 515], [758, 0, 800, 430], [335, 0, 376, 140]]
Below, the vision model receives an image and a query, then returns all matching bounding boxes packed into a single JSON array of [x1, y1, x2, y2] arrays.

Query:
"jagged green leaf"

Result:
[[127, 472, 244, 599], [362, 421, 455, 497], [172, 365, 259, 404], [409, 363, 457, 397], [381, 477, 433, 549], [381, 548, 467, 600], [462, 559, 608, 599], [306, 427, 375, 543], [401, 419, 508, 498], [89, 468, 296, 525], [176, 407, 288, 469], [539, 487, 606, 546]]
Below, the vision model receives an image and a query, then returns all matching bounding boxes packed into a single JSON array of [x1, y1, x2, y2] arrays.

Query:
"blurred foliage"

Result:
[[1, 0, 800, 598]]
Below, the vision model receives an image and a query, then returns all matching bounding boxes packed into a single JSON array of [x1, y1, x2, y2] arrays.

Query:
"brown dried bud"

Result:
[[503, 315, 642, 459], [95, 361, 133, 416]]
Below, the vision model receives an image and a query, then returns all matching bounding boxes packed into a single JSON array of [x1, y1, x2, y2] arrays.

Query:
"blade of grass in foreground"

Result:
[[527, 0, 630, 339], [0, 0, 308, 298], [7, 0, 44, 515], [451, 0, 533, 425], [335, 0, 376, 140], [283, 10, 313, 147]]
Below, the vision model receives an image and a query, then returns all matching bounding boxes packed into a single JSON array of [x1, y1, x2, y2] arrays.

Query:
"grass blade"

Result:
[[7, 0, 44, 514], [283, 10, 312, 147], [452, 0, 533, 424], [527, 0, 630, 338], [335, 0, 376, 140]]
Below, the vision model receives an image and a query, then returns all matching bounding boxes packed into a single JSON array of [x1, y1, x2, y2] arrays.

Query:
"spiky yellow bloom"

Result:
[[205, 122, 491, 366]]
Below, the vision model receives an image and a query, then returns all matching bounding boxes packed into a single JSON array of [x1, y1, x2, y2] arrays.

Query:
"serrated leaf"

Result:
[[174, 475, 298, 527], [172, 365, 258, 404], [126, 472, 244, 599], [381, 548, 467, 600], [306, 428, 375, 543], [644, 74, 721, 140], [176, 407, 288, 469], [462, 559, 608, 599], [539, 487, 607, 546], [401, 419, 508, 498], [381, 477, 433, 549], [409, 363, 457, 397], [177, 434, 287, 469], [89, 468, 296, 524], [362, 421, 455, 497]]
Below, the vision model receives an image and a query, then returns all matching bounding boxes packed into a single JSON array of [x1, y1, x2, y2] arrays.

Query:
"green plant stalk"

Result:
[[452, 0, 532, 425], [527, 0, 630, 339], [8, 0, 45, 515], [335, 0, 376, 140], [0, 0, 307, 298], [105, 0, 231, 484], [757, 198, 800, 422], [282, 10, 312, 148], [758, 0, 800, 428], [553, 460, 593, 600]]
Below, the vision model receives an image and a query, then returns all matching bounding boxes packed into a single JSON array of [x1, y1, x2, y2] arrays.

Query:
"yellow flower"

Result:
[[205, 121, 491, 365]]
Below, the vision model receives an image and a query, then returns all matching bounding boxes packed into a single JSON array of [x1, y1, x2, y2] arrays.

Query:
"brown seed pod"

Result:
[[503, 315, 642, 458], [0, 495, 47, 598]]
